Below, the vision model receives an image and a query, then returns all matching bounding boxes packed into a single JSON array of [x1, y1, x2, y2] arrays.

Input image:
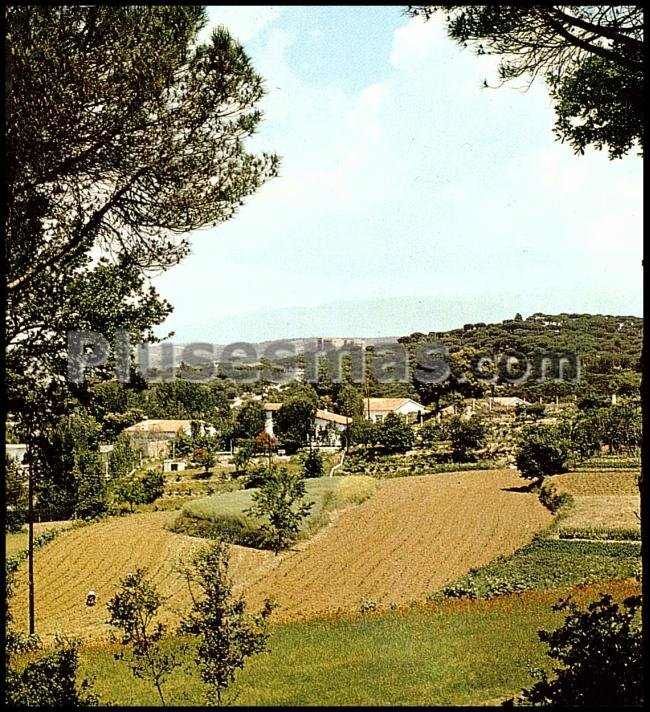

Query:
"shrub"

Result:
[[140, 469, 164, 503], [349, 418, 379, 446], [516, 426, 569, 483], [5, 637, 99, 706], [418, 419, 445, 447], [376, 413, 414, 454], [232, 440, 255, 474], [301, 449, 324, 478], [538, 481, 573, 513], [447, 416, 486, 462], [512, 594, 643, 706], [170, 512, 271, 549]]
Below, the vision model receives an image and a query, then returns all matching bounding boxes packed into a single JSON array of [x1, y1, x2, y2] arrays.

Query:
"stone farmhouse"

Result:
[[122, 418, 216, 458]]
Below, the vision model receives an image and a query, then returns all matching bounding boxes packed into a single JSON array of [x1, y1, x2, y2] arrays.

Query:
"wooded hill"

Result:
[[398, 313, 642, 405]]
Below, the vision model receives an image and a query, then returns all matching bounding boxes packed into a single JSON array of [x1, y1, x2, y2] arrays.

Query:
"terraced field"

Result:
[[10, 469, 551, 640]]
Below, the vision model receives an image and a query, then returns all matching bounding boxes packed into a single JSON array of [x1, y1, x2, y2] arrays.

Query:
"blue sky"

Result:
[[153, 5, 643, 343]]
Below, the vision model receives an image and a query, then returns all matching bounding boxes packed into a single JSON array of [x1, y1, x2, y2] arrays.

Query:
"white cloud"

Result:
[[201, 6, 281, 44], [389, 15, 445, 70]]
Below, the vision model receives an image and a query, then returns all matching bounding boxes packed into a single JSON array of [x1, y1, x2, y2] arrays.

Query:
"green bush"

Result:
[[516, 426, 569, 482], [376, 413, 414, 454], [514, 594, 643, 706], [539, 481, 573, 513], [447, 416, 486, 463], [301, 449, 324, 478]]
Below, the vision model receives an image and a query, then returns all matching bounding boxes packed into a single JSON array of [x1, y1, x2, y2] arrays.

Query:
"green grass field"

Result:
[[171, 475, 376, 547], [73, 580, 638, 706]]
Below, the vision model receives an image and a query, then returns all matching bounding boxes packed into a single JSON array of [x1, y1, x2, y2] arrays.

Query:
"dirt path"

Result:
[[242, 469, 551, 621], [10, 470, 550, 641]]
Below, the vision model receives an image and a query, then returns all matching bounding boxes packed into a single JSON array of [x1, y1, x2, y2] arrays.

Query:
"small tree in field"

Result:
[[107, 569, 184, 705], [248, 467, 313, 553], [179, 542, 273, 705], [516, 426, 569, 486], [512, 594, 643, 706], [233, 439, 255, 475], [140, 469, 165, 503], [301, 449, 324, 478], [447, 415, 486, 462]]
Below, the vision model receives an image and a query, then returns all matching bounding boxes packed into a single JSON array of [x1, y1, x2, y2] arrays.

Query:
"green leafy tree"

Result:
[[276, 398, 317, 450], [513, 594, 643, 706], [410, 6, 644, 158], [36, 412, 104, 520], [418, 419, 445, 448], [335, 383, 364, 418], [516, 425, 569, 484], [447, 415, 486, 463], [234, 401, 266, 440], [178, 542, 273, 704], [100, 409, 145, 442], [140, 469, 165, 503], [233, 439, 255, 475], [248, 467, 314, 553], [73, 451, 107, 519], [600, 403, 641, 453], [349, 418, 379, 446], [107, 569, 184, 705], [376, 413, 415, 454], [110, 475, 146, 512], [108, 435, 140, 480]]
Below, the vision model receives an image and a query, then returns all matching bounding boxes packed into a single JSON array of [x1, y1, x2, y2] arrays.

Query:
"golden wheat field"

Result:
[[10, 470, 551, 641]]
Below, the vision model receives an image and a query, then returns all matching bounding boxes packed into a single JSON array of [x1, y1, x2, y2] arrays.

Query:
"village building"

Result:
[[362, 397, 427, 423], [263, 402, 351, 448], [122, 418, 216, 458]]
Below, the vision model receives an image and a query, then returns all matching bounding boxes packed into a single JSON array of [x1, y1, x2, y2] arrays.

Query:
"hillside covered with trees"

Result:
[[400, 312, 642, 406]]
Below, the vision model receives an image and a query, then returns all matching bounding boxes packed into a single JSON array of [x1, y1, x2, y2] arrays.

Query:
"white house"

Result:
[[314, 409, 351, 447], [362, 397, 427, 423], [263, 403, 351, 447]]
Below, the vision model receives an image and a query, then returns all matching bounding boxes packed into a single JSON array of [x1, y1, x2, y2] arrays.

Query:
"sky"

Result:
[[153, 5, 643, 343]]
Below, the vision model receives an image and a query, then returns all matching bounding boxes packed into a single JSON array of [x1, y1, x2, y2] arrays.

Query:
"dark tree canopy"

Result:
[[409, 5, 644, 158], [5, 5, 278, 417]]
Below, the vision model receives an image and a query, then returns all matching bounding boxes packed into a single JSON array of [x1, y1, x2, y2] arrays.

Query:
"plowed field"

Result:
[[242, 469, 551, 620], [10, 470, 551, 640]]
